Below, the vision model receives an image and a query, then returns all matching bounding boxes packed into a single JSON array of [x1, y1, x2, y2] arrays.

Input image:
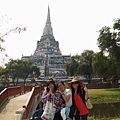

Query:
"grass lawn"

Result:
[[88, 88, 120, 104], [88, 88, 120, 119]]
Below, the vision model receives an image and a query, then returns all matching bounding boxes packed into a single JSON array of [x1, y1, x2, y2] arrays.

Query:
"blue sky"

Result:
[[0, 0, 120, 64]]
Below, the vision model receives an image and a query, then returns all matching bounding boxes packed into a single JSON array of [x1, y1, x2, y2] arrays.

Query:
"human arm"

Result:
[[84, 85, 89, 101], [60, 90, 71, 102], [41, 90, 48, 103], [41, 89, 53, 103], [61, 94, 71, 102]]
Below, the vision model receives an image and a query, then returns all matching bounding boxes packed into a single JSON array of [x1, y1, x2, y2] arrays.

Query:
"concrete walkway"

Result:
[[0, 92, 31, 120]]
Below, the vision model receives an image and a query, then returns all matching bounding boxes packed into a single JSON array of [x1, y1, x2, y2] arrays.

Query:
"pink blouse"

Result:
[[41, 90, 63, 112]]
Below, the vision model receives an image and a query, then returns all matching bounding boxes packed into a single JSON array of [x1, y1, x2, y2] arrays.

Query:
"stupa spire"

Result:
[[42, 6, 53, 36], [46, 5, 51, 24]]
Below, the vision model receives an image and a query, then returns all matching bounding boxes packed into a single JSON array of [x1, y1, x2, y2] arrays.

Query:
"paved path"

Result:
[[0, 92, 31, 120]]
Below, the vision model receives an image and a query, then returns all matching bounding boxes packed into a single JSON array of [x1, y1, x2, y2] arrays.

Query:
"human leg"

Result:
[[81, 114, 88, 120], [75, 115, 80, 120], [32, 108, 43, 120], [54, 110, 63, 120], [60, 108, 66, 120], [65, 106, 70, 118], [74, 110, 80, 120], [65, 106, 72, 120]]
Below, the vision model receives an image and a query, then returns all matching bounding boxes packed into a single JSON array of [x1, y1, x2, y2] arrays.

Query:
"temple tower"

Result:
[[22, 6, 71, 78]]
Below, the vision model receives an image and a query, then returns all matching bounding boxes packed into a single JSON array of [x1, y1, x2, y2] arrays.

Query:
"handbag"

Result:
[[41, 99, 56, 120], [85, 99, 93, 109]]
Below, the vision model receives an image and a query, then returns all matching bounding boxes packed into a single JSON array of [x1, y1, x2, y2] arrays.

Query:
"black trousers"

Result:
[[75, 111, 88, 120], [54, 110, 63, 120]]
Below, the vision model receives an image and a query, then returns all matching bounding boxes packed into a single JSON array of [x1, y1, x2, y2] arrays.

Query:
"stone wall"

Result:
[[83, 82, 119, 89]]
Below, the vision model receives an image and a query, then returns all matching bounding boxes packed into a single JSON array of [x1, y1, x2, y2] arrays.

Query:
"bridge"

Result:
[[0, 84, 44, 120]]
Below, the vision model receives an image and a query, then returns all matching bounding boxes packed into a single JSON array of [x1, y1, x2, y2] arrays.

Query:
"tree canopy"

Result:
[[65, 18, 120, 82]]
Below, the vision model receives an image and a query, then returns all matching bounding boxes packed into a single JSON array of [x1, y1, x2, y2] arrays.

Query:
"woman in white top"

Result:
[[56, 81, 72, 120]]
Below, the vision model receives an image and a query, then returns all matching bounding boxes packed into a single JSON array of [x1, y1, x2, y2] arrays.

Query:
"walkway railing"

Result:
[[23, 85, 44, 119], [0, 84, 44, 119], [0, 85, 32, 107], [0, 84, 43, 107]]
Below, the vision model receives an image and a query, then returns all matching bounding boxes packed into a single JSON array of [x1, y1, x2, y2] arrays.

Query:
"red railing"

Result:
[[0, 84, 44, 119], [8, 86, 21, 96], [0, 85, 33, 107], [23, 84, 44, 118], [0, 88, 8, 107]]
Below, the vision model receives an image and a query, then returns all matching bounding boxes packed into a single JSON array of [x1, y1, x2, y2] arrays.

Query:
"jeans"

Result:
[[32, 108, 43, 120], [61, 106, 70, 120], [32, 109, 63, 120]]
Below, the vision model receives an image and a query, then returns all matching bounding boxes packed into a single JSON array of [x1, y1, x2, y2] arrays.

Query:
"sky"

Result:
[[0, 0, 120, 65]]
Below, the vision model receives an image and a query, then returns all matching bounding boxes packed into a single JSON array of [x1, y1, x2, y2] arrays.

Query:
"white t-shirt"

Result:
[[63, 89, 72, 107]]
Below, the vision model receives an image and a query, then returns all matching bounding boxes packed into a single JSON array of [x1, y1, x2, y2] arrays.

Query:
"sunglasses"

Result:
[[72, 82, 79, 84]]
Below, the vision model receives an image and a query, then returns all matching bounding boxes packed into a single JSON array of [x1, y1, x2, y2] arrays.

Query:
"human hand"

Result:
[[84, 86, 88, 93], [50, 88, 54, 96], [61, 104, 65, 108], [58, 89, 62, 94], [47, 91, 51, 96]]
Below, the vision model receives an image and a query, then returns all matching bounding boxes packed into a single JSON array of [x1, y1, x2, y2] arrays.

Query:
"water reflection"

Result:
[[89, 102, 120, 119]]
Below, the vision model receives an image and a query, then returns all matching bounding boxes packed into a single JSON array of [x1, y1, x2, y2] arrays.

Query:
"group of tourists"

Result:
[[32, 77, 89, 120]]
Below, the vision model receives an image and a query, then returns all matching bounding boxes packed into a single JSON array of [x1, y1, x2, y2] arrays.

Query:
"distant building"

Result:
[[21, 6, 71, 78]]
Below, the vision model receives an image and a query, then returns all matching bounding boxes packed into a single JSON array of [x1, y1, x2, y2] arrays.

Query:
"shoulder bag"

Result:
[[41, 99, 56, 120], [85, 99, 93, 109]]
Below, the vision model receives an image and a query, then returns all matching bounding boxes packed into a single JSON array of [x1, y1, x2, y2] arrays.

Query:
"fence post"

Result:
[[20, 84, 25, 94]]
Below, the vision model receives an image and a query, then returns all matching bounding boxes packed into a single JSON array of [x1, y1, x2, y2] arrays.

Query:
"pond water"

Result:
[[89, 102, 120, 119]]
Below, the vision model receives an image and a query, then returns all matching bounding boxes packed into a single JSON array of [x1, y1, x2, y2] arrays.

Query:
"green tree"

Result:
[[92, 52, 109, 81], [0, 16, 26, 66], [97, 18, 120, 81], [65, 50, 94, 82], [65, 55, 79, 76], [0, 66, 9, 86], [5, 59, 40, 86], [0, 27, 26, 52], [0, 75, 9, 86], [97, 22, 120, 61], [78, 50, 94, 82]]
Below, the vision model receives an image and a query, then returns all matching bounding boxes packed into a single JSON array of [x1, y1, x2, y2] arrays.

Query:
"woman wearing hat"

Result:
[[68, 78, 89, 120]]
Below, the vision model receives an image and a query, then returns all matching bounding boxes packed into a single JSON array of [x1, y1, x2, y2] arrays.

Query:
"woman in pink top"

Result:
[[32, 79, 63, 120], [41, 79, 63, 120]]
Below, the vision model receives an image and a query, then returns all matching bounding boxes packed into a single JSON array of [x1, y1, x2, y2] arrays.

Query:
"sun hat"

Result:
[[68, 77, 83, 88]]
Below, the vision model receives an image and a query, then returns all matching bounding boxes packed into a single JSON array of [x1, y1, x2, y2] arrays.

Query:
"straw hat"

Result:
[[68, 78, 83, 88]]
